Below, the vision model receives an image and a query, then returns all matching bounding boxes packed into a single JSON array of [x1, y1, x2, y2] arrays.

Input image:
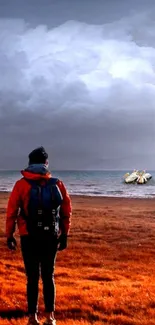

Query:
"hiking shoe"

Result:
[[43, 319, 56, 325], [27, 317, 40, 325]]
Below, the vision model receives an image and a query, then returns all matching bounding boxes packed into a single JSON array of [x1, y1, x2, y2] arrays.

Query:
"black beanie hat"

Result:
[[28, 146, 48, 165]]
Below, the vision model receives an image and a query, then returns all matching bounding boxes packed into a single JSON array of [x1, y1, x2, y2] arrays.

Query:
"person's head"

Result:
[[28, 146, 48, 165]]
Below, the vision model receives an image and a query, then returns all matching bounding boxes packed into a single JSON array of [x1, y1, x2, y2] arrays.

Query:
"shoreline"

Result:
[[71, 194, 155, 200], [69, 195, 155, 206], [1, 191, 155, 201]]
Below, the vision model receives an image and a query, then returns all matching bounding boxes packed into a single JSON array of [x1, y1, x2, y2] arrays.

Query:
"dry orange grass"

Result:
[[0, 193, 155, 324]]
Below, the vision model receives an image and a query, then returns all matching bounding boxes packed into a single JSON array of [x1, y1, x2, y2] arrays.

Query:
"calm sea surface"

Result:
[[0, 170, 155, 198]]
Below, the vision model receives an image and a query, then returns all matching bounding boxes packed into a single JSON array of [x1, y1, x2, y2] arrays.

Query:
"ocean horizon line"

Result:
[[0, 169, 154, 172]]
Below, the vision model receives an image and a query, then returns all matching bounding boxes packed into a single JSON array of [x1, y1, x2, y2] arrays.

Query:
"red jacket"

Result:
[[6, 170, 72, 238]]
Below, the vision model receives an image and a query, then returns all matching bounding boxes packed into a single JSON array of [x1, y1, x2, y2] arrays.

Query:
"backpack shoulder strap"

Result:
[[48, 177, 63, 202], [47, 177, 58, 186]]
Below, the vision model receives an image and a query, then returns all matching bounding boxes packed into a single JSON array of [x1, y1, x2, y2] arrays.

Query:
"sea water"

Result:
[[1, 170, 155, 198]]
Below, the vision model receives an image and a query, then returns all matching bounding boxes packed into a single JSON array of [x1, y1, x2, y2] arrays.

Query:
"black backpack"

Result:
[[22, 177, 63, 235]]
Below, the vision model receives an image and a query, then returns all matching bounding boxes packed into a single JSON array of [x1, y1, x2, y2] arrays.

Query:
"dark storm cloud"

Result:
[[1, 0, 155, 26], [0, 1, 155, 169]]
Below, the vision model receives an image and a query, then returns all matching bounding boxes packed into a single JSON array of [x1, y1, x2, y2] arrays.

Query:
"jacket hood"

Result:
[[21, 163, 52, 180]]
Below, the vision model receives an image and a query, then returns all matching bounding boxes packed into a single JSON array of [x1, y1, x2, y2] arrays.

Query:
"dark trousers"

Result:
[[20, 234, 58, 314]]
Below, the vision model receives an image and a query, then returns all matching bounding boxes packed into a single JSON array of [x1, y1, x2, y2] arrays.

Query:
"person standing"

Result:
[[6, 147, 72, 325]]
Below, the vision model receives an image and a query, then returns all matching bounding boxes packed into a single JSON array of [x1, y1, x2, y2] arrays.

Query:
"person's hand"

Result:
[[7, 237, 17, 250], [58, 234, 67, 251]]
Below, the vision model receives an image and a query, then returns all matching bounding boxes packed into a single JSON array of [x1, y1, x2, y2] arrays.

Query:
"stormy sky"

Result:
[[0, 0, 155, 170]]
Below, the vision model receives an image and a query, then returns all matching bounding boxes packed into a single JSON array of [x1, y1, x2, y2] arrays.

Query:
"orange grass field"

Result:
[[0, 193, 155, 325]]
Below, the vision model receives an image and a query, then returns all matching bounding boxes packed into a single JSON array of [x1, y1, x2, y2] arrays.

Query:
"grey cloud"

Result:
[[0, 10, 155, 169], [0, 0, 155, 26]]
